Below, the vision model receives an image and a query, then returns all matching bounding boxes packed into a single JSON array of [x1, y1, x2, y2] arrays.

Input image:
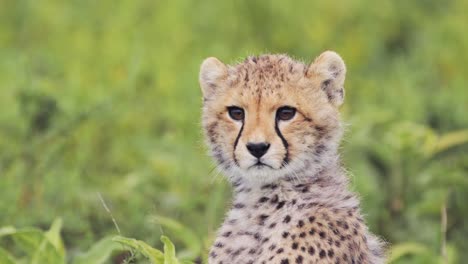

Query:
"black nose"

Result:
[[246, 142, 270, 158]]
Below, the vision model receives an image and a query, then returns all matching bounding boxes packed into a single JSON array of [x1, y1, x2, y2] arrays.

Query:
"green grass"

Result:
[[1, 0, 468, 263]]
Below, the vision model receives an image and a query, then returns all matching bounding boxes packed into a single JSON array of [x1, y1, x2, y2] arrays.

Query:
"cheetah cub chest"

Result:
[[199, 51, 385, 264]]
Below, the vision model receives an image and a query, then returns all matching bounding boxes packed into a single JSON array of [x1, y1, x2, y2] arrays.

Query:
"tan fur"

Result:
[[200, 51, 386, 264]]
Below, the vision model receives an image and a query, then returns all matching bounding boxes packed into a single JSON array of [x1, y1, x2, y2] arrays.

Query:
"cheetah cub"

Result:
[[199, 51, 385, 264]]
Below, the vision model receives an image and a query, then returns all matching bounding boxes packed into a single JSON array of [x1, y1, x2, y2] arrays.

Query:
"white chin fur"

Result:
[[222, 149, 340, 186], [226, 157, 309, 185]]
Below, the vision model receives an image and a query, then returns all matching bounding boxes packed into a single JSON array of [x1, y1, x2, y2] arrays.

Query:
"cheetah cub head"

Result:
[[200, 51, 346, 184]]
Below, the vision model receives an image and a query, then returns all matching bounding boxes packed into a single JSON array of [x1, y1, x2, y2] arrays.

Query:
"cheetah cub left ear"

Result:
[[307, 51, 346, 107], [199, 57, 228, 100]]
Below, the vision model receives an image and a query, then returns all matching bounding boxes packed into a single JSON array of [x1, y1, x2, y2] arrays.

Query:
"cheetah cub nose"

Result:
[[246, 142, 270, 158]]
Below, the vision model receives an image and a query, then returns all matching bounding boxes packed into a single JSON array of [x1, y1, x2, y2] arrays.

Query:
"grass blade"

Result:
[[73, 236, 123, 264], [113, 235, 164, 263], [161, 236, 179, 264]]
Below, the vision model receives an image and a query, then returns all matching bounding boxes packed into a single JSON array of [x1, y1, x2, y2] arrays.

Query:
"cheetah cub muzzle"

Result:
[[200, 51, 386, 264]]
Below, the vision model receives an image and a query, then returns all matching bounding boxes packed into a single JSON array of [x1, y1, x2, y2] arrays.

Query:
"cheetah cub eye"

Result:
[[276, 106, 296, 121], [227, 106, 244, 121]]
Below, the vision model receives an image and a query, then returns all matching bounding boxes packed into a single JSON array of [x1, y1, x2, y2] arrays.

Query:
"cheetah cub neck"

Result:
[[200, 51, 385, 264]]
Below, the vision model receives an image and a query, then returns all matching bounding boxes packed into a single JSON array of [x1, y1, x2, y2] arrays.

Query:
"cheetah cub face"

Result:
[[200, 51, 346, 183]]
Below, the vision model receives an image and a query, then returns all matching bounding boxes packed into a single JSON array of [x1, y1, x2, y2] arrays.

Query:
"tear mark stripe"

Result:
[[275, 118, 289, 167], [233, 121, 244, 166]]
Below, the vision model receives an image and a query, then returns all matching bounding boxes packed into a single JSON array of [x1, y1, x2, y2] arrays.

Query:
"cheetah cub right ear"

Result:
[[306, 51, 346, 107], [199, 57, 228, 100]]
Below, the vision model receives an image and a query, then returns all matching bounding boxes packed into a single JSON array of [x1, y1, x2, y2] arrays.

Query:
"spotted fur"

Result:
[[200, 51, 386, 264]]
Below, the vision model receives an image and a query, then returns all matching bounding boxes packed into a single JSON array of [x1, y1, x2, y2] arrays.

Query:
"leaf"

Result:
[[150, 215, 201, 259], [73, 236, 123, 264], [0, 247, 17, 264], [161, 236, 179, 264], [429, 129, 468, 156], [44, 218, 66, 259], [0, 226, 63, 264], [0, 227, 16, 237], [10, 228, 45, 254], [30, 236, 64, 264], [388, 242, 431, 263], [113, 235, 164, 264]]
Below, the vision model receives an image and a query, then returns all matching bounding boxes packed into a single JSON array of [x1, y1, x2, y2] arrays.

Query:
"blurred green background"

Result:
[[1, 0, 467, 263]]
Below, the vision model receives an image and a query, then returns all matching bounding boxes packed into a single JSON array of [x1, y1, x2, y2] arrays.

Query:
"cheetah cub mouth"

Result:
[[200, 51, 345, 184]]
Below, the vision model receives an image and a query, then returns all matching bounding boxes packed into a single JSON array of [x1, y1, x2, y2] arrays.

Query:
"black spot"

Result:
[[282, 232, 289, 238], [209, 251, 217, 258], [214, 242, 224, 248], [308, 216, 316, 223], [338, 88, 344, 98], [299, 232, 306, 238], [276, 201, 286, 210], [254, 233, 261, 240], [319, 250, 326, 258], [233, 203, 245, 209], [309, 228, 316, 235], [258, 197, 269, 203], [314, 144, 326, 155], [258, 214, 269, 225], [261, 184, 278, 190], [281, 259, 289, 264], [269, 222, 277, 229], [277, 248, 284, 254], [270, 194, 279, 203], [292, 242, 299, 250], [297, 220, 304, 228], [283, 215, 291, 223], [295, 255, 303, 264], [321, 79, 332, 90], [222, 231, 231, 237], [328, 249, 334, 257], [308, 246, 315, 255], [319, 231, 326, 238]]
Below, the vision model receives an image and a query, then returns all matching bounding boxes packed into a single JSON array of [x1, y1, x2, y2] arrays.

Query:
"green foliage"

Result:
[[113, 236, 164, 263], [150, 216, 202, 260], [72, 237, 122, 264], [0, 0, 467, 263], [0, 220, 185, 264], [0, 219, 64, 263]]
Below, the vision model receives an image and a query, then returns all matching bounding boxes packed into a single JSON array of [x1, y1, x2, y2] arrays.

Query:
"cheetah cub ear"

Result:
[[307, 51, 346, 107], [199, 57, 228, 99]]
